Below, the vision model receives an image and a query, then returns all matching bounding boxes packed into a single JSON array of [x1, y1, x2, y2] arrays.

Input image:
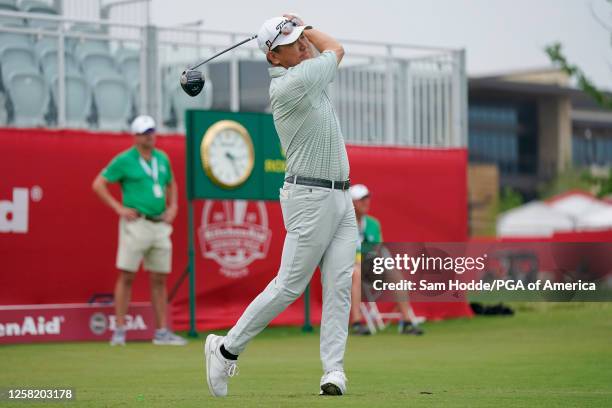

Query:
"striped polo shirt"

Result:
[[268, 50, 350, 181]]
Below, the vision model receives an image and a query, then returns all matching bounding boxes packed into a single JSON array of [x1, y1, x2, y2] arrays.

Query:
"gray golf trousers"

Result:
[[224, 181, 358, 373]]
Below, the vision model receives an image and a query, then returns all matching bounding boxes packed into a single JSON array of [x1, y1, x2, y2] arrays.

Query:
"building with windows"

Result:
[[466, 68, 612, 235], [468, 69, 612, 199], [572, 92, 612, 169]]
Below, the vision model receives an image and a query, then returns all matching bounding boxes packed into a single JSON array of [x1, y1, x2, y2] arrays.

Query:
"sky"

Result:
[[150, 0, 612, 90]]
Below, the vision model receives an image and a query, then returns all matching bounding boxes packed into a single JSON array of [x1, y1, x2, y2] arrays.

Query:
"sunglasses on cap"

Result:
[[266, 19, 297, 51], [137, 128, 156, 135]]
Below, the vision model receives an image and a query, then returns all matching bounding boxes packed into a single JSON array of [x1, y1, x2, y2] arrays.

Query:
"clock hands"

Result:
[[225, 151, 241, 178]]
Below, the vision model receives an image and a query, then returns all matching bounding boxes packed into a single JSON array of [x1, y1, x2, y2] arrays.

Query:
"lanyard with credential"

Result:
[[359, 217, 366, 243], [139, 156, 163, 198]]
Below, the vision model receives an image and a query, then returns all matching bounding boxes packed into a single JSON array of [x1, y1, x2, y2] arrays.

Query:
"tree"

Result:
[[545, 1, 612, 110], [538, 167, 612, 199], [538, 167, 593, 199], [498, 186, 523, 213]]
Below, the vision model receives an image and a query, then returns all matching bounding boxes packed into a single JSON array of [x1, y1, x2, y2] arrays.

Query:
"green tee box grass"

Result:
[[0, 303, 611, 407]]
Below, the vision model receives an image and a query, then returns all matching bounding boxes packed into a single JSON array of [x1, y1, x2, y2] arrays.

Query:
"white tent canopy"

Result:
[[497, 201, 574, 238], [497, 191, 612, 237], [575, 207, 612, 230], [548, 193, 611, 220]]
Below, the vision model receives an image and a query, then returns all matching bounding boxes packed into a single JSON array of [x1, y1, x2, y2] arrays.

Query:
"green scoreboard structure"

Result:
[[186, 110, 286, 201], [184, 110, 312, 336]]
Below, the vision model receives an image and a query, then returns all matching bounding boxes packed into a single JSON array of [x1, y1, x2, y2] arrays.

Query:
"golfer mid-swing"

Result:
[[205, 13, 358, 397]]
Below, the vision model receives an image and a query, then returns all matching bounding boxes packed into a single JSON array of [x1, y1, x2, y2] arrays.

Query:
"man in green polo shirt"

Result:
[[92, 114, 186, 347], [349, 184, 424, 336]]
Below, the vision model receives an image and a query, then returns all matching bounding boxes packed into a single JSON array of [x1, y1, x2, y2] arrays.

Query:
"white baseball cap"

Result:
[[257, 16, 308, 54], [131, 115, 156, 135], [350, 184, 370, 201]]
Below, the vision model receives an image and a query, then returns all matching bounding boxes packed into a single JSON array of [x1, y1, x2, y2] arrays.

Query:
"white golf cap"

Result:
[[131, 115, 156, 135], [257, 16, 308, 54], [350, 184, 370, 201]]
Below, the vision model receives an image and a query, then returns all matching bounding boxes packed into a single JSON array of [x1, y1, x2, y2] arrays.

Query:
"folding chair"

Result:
[[360, 282, 426, 334], [360, 245, 426, 334]]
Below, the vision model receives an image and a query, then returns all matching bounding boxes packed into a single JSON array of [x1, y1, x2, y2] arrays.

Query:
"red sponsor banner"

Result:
[[173, 145, 472, 329], [0, 129, 471, 331], [0, 303, 157, 344]]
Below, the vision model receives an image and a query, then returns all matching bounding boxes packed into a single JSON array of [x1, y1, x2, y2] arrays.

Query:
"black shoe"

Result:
[[351, 322, 371, 336], [399, 322, 424, 335]]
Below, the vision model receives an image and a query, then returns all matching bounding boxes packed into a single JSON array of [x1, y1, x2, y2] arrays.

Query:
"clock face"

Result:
[[201, 121, 255, 189]]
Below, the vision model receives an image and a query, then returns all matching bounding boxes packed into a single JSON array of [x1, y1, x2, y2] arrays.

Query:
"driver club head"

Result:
[[180, 69, 205, 97]]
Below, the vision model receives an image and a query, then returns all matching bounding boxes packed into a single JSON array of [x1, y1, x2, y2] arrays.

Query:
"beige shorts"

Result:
[[116, 217, 173, 273]]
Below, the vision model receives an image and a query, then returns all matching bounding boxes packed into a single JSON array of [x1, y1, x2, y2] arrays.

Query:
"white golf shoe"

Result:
[[109, 328, 126, 346], [204, 334, 238, 397], [320, 370, 347, 395], [152, 329, 188, 346]]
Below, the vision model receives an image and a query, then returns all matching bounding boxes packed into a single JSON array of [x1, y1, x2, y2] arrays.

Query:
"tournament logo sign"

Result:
[[198, 200, 272, 278]]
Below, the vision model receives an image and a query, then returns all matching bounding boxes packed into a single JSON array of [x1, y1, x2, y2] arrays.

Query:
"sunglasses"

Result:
[[266, 19, 297, 51], [137, 128, 156, 136]]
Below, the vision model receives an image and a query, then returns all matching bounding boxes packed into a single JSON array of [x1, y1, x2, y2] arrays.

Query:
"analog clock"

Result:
[[201, 120, 255, 189]]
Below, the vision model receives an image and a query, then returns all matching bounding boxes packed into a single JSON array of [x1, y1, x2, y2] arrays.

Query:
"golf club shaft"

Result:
[[189, 34, 258, 70]]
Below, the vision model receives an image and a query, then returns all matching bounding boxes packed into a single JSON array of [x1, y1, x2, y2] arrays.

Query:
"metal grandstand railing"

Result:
[[0, 8, 145, 130], [331, 48, 466, 147], [0, 4, 467, 148], [156, 25, 467, 147]]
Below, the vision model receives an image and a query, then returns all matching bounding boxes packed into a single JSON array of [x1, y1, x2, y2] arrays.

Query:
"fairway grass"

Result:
[[1, 303, 611, 407]]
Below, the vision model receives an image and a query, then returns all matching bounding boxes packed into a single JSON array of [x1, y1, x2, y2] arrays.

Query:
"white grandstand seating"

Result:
[[81, 52, 121, 82], [0, 5, 270, 130], [39, 49, 81, 80], [34, 36, 58, 55], [18, 0, 56, 13], [92, 76, 131, 130], [74, 40, 110, 59], [115, 47, 138, 64], [20, 0, 59, 29], [0, 8, 140, 129], [1, 46, 39, 84], [67, 24, 106, 51], [0, 0, 17, 9], [0, 26, 32, 53], [118, 53, 139, 81], [0, 7, 260, 130], [115, 47, 140, 117], [50, 74, 91, 128], [128, 78, 140, 116], [0, 0, 22, 26], [0, 3, 467, 143], [5, 71, 48, 126]]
